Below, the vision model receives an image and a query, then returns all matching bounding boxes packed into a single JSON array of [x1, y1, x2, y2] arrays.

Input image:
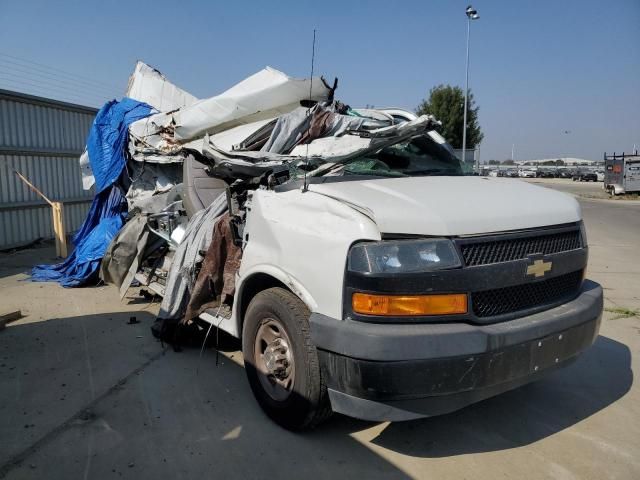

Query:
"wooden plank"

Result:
[[57, 202, 68, 258], [13, 170, 54, 206], [52, 204, 61, 257], [51, 202, 67, 258], [0, 310, 22, 331], [14, 170, 67, 257]]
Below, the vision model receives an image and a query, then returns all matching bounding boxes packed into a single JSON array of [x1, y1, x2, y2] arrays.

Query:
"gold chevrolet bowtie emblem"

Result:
[[526, 259, 553, 278]]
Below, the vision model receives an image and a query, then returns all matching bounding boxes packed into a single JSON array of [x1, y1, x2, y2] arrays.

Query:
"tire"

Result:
[[242, 287, 332, 430]]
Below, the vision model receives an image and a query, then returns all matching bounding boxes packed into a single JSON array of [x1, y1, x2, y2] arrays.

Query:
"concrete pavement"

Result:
[[0, 189, 638, 480]]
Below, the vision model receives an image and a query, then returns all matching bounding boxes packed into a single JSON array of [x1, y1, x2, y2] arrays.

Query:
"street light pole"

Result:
[[462, 5, 479, 172]]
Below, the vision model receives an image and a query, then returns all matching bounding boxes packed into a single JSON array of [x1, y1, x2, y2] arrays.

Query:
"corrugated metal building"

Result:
[[0, 89, 97, 249]]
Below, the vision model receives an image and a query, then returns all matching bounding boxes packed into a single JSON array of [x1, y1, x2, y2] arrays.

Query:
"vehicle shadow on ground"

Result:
[[364, 335, 632, 458], [1, 312, 631, 479], [0, 313, 411, 480]]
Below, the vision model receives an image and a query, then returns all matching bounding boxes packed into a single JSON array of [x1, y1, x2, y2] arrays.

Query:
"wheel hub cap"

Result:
[[254, 319, 295, 401]]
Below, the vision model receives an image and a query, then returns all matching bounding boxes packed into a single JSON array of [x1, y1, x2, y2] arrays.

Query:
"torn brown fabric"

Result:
[[295, 108, 336, 147], [182, 213, 242, 324]]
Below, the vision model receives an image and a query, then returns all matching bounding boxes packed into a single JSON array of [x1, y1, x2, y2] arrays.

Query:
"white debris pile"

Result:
[[64, 60, 443, 319], [79, 60, 437, 214]]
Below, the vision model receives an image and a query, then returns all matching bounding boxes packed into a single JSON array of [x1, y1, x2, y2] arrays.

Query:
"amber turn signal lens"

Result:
[[352, 292, 468, 316]]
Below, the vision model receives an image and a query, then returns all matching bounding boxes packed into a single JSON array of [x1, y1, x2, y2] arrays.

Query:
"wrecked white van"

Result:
[[128, 128, 602, 430], [93, 63, 602, 430]]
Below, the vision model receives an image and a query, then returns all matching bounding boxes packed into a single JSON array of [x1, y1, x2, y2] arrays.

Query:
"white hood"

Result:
[[309, 176, 581, 236]]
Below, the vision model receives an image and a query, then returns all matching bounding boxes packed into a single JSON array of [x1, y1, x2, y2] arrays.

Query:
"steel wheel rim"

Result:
[[254, 318, 295, 401]]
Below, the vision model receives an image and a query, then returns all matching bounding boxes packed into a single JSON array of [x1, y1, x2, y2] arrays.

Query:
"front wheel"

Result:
[[242, 287, 332, 430]]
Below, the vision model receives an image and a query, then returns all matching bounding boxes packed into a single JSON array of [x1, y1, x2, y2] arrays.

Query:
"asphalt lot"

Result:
[[0, 179, 638, 480], [526, 177, 611, 199]]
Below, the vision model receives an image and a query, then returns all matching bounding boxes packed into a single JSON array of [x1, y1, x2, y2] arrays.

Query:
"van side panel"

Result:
[[237, 189, 380, 327]]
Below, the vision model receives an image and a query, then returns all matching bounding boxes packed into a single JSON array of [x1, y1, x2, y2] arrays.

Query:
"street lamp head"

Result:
[[466, 5, 479, 19]]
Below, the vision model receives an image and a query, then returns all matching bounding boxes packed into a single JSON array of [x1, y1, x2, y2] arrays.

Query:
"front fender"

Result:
[[238, 188, 381, 323], [237, 264, 319, 311]]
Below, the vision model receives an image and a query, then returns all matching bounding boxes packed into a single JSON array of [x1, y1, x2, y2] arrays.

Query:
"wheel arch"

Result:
[[235, 267, 317, 339]]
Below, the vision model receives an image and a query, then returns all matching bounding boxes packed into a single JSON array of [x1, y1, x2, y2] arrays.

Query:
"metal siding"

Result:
[[0, 201, 91, 249], [1, 154, 95, 202], [0, 94, 94, 152], [0, 90, 97, 248]]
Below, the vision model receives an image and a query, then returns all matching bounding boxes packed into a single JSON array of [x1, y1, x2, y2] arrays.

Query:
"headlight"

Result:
[[579, 221, 588, 248], [348, 239, 461, 274]]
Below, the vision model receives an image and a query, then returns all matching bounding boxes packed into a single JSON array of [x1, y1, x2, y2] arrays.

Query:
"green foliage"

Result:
[[416, 84, 484, 149], [604, 307, 639, 320]]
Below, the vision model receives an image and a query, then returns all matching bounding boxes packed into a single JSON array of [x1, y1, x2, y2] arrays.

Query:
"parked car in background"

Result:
[[519, 169, 537, 178], [537, 169, 555, 178], [558, 170, 573, 179], [596, 171, 605, 182], [506, 169, 519, 178], [572, 171, 598, 182]]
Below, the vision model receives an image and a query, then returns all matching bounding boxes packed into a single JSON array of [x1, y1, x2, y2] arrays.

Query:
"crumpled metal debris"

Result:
[[125, 162, 182, 213], [200, 113, 437, 180], [72, 58, 441, 334], [157, 193, 228, 320], [80, 61, 193, 191], [260, 103, 376, 154], [127, 67, 332, 162], [100, 213, 153, 298], [126, 61, 198, 112]]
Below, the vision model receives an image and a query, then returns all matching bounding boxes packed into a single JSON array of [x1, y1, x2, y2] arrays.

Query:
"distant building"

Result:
[[514, 157, 603, 167]]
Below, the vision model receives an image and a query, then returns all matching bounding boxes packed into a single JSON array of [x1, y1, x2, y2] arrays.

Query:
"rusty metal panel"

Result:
[[0, 89, 97, 248]]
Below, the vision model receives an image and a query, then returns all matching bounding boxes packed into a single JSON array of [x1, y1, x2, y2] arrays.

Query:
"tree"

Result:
[[488, 159, 499, 165], [502, 159, 515, 165], [416, 84, 483, 149]]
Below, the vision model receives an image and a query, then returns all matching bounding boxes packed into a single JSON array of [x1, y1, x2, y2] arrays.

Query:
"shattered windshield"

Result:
[[329, 134, 463, 178]]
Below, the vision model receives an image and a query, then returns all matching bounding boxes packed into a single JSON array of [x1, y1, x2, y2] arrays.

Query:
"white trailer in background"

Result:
[[604, 151, 640, 195]]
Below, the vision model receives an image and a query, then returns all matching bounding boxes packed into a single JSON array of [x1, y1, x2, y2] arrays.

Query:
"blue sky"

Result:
[[0, 0, 638, 161]]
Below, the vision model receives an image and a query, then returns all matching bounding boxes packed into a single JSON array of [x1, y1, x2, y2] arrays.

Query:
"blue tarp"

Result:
[[31, 186, 127, 286], [88, 98, 154, 193], [31, 98, 152, 287]]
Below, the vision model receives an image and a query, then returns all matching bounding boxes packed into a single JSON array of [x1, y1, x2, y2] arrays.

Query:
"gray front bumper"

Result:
[[310, 280, 603, 421]]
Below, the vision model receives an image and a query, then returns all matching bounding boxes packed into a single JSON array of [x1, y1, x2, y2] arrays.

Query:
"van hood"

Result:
[[308, 176, 581, 236]]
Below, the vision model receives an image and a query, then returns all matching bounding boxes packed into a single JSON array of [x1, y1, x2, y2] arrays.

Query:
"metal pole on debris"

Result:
[[303, 28, 317, 193], [462, 5, 480, 173]]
